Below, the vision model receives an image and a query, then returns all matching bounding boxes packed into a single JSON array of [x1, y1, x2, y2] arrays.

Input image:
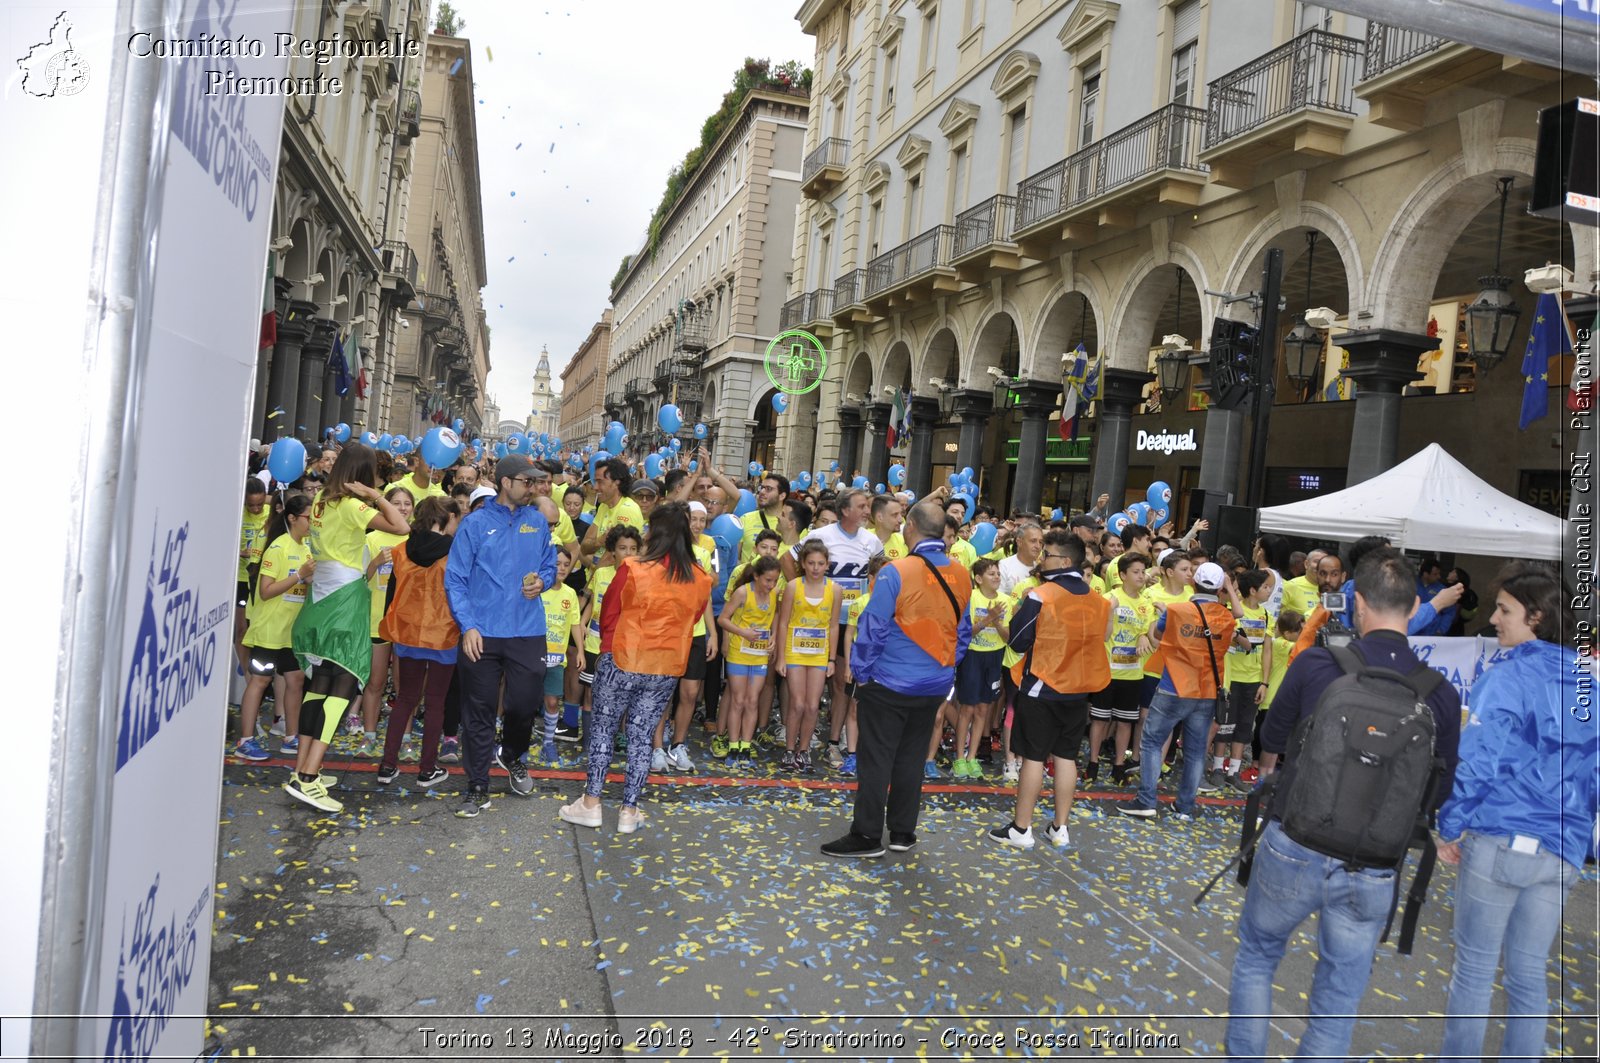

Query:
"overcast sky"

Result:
[[457, 1, 814, 419]]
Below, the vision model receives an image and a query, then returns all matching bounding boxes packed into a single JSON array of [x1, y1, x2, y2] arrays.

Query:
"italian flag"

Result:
[[259, 256, 277, 350], [886, 388, 907, 449]]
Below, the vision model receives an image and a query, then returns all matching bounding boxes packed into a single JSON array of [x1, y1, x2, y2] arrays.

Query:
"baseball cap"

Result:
[[688, 500, 707, 515], [1193, 561, 1227, 592], [469, 485, 497, 507], [630, 478, 661, 498], [494, 455, 536, 484]]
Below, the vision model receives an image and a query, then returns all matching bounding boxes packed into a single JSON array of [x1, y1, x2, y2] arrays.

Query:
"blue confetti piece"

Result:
[[508, 256, 515, 262], [416, 998, 436, 1006], [475, 993, 493, 1012], [449, 57, 463, 75], [549, 142, 555, 153], [515, 142, 523, 149], [596, 960, 611, 970], [510, 191, 516, 196]]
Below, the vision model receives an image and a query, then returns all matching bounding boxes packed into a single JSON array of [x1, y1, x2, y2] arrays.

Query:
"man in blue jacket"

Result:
[[446, 455, 559, 818], [822, 500, 972, 859]]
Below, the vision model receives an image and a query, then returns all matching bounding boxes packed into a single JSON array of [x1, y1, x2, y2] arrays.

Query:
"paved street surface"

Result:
[[207, 745, 1597, 1060]]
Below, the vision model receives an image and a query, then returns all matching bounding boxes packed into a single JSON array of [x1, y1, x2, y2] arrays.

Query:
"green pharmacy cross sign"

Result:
[[764, 329, 828, 395]]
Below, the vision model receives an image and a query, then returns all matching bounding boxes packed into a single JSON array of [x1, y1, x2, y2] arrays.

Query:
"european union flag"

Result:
[[1520, 292, 1572, 430]]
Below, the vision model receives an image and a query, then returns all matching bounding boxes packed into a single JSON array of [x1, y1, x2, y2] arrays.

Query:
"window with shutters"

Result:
[[1003, 106, 1028, 194], [1078, 61, 1100, 150], [1170, 0, 1199, 105], [882, 47, 899, 110], [948, 145, 970, 218], [868, 197, 884, 258], [904, 174, 923, 240]]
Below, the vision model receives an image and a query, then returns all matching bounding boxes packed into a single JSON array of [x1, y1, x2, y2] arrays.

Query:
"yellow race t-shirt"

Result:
[[1001, 576, 1041, 671], [542, 584, 582, 666], [1107, 587, 1156, 678], [1226, 602, 1271, 685], [692, 543, 715, 637], [949, 538, 977, 571], [590, 498, 645, 558], [881, 531, 907, 561], [740, 508, 781, 563], [387, 474, 446, 503], [784, 579, 836, 667], [366, 529, 408, 638], [1263, 635, 1294, 708], [239, 505, 270, 581], [583, 565, 619, 654], [969, 589, 1009, 653], [1280, 575, 1320, 622], [247, 534, 311, 650], [725, 582, 779, 665], [308, 495, 377, 569]]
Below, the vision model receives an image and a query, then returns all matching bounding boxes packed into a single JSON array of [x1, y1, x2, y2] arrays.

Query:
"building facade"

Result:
[[786, 0, 1594, 516], [526, 346, 562, 438], [257, 0, 428, 444], [608, 88, 811, 469], [388, 32, 492, 438], [559, 309, 613, 451]]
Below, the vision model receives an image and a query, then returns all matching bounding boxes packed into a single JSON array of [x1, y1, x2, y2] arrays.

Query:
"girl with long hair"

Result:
[[773, 539, 839, 774], [235, 492, 314, 762], [561, 502, 712, 833], [717, 555, 782, 764], [356, 484, 414, 756], [287, 443, 410, 814]]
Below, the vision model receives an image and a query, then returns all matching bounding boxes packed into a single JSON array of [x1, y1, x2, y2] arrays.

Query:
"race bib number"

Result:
[[790, 626, 827, 655], [835, 577, 865, 606], [284, 570, 307, 605], [376, 561, 393, 587], [747, 628, 772, 653], [1110, 645, 1140, 667]]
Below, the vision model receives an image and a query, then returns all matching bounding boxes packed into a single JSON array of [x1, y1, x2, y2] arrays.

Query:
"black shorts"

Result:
[[237, 580, 251, 608], [1010, 693, 1090, 763], [245, 646, 300, 677], [835, 624, 850, 660], [682, 634, 708, 681], [955, 649, 1004, 705], [1218, 681, 1260, 743], [1090, 678, 1143, 722]]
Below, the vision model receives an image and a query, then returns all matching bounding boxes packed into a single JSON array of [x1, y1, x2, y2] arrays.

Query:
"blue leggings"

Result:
[[585, 654, 679, 806]]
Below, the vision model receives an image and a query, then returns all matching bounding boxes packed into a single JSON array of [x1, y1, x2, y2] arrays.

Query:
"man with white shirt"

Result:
[[998, 523, 1043, 597]]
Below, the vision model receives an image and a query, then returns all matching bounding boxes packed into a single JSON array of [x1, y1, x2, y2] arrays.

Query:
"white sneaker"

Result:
[[1002, 760, 1021, 784], [1044, 823, 1071, 848], [617, 806, 647, 834], [650, 747, 668, 773], [986, 822, 1035, 849], [826, 744, 844, 768], [558, 799, 602, 828], [268, 717, 286, 737], [667, 744, 695, 772]]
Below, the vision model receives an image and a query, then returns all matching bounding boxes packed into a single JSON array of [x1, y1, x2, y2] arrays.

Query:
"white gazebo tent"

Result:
[[1257, 443, 1565, 561]]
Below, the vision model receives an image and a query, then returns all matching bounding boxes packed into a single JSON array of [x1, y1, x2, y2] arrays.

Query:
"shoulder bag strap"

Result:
[[1197, 604, 1224, 692], [913, 552, 963, 624]]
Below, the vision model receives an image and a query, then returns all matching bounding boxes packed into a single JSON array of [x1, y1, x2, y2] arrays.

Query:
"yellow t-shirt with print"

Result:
[[308, 495, 376, 569], [969, 589, 1009, 653], [1226, 601, 1271, 685], [583, 565, 618, 654], [1107, 587, 1156, 678], [725, 582, 779, 665], [247, 534, 311, 650], [1001, 576, 1040, 670], [784, 579, 836, 667], [949, 538, 977, 571], [387, 474, 445, 503], [1262, 635, 1294, 708], [542, 584, 582, 666], [1280, 576, 1320, 623], [590, 498, 645, 560], [365, 529, 408, 638], [691, 543, 715, 637], [740, 508, 781, 563], [881, 531, 907, 561], [239, 505, 270, 581]]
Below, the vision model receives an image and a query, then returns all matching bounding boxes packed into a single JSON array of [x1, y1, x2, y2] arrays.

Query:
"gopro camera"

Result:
[[1320, 592, 1346, 613]]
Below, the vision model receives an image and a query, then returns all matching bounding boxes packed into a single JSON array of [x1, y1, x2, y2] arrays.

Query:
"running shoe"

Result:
[[710, 734, 730, 759], [1124, 757, 1141, 775], [284, 775, 342, 814], [839, 752, 857, 776], [343, 713, 364, 736], [280, 736, 300, 754], [504, 754, 533, 796], [888, 832, 917, 852], [650, 747, 668, 773], [617, 807, 647, 834], [1117, 804, 1157, 819], [456, 788, 491, 818], [780, 749, 797, 772], [268, 717, 287, 737], [796, 750, 813, 775], [438, 737, 460, 763], [540, 740, 560, 765], [1044, 822, 1071, 848], [1198, 769, 1222, 794], [1228, 772, 1253, 793], [986, 822, 1035, 849], [667, 744, 695, 772], [375, 764, 400, 785], [826, 743, 844, 769], [354, 736, 382, 759], [950, 758, 969, 780], [398, 741, 420, 763], [820, 832, 885, 859], [1110, 764, 1129, 787], [316, 773, 338, 788], [233, 738, 270, 762], [923, 761, 943, 780], [1083, 760, 1100, 783], [415, 767, 448, 789], [1002, 760, 1020, 784], [558, 798, 601, 828], [554, 721, 582, 745]]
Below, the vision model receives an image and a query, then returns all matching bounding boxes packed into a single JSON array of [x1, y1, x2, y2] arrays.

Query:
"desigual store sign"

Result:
[[1134, 428, 1199, 455]]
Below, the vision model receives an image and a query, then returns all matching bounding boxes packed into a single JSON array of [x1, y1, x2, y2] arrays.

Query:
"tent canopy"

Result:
[[1257, 443, 1565, 561]]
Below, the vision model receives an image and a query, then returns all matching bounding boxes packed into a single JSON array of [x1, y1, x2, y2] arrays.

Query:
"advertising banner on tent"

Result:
[[95, 2, 291, 1059], [1408, 636, 1511, 712]]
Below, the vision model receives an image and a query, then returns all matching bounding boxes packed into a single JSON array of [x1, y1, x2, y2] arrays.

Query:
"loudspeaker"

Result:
[[1188, 488, 1229, 550], [1215, 504, 1260, 556], [1531, 99, 1600, 226], [1208, 318, 1260, 411]]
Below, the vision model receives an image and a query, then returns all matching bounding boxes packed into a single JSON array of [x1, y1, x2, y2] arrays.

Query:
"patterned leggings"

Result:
[[586, 654, 679, 806]]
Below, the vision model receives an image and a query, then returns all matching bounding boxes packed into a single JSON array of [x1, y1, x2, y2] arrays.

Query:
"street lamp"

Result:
[[1155, 348, 1190, 403], [1464, 177, 1522, 372], [1282, 231, 1325, 398]]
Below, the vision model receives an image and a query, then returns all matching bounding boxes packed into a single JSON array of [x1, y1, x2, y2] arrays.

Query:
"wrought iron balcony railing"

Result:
[[1204, 29, 1365, 150], [953, 195, 1018, 258], [1362, 21, 1449, 80], [864, 225, 956, 298], [801, 137, 850, 184]]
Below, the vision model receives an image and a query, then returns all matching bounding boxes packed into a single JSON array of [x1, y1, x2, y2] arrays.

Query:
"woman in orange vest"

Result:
[[375, 495, 462, 790], [561, 501, 713, 834]]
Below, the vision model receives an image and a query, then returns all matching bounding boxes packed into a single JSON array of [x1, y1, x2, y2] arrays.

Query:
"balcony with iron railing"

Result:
[[1357, 22, 1501, 132], [624, 380, 646, 401], [604, 390, 623, 411], [830, 268, 873, 325], [780, 288, 836, 331], [800, 137, 849, 199], [1200, 28, 1365, 188], [380, 240, 418, 301], [863, 225, 960, 310], [652, 359, 673, 389], [950, 195, 1022, 281], [398, 88, 422, 141]]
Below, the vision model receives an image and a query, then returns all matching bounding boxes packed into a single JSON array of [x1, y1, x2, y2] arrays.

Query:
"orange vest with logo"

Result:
[[1159, 600, 1237, 698], [378, 540, 460, 652], [610, 556, 714, 676], [1009, 580, 1113, 692], [890, 554, 973, 667]]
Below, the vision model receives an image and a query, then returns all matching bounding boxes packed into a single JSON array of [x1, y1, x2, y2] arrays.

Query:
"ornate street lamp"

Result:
[[1282, 231, 1326, 398], [1156, 267, 1192, 404], [1464, 177, 1522, 372]]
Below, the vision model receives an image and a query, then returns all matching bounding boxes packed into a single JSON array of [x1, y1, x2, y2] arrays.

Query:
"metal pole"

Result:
[[1244, 248, 1284, 509]]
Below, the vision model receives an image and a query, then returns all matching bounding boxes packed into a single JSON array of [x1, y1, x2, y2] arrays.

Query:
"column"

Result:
[[906, 395, 941, 497], [252, 342, 272, 436], [1012, 382, 1061, 517], [263, 299, 316, 440], [864, 401, 893, 489], [322, 347, 344, 430], [297, 317, 338, 443], [952, 390, 992, 481], [1338, 328, 1435, 485], [1090, 369, 1156, 508], [836, 406, 863, 482]]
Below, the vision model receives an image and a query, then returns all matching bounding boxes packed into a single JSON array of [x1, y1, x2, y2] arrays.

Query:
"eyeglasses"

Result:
[[513, 477, 540, 486], [1043, 552, 1076, 560]]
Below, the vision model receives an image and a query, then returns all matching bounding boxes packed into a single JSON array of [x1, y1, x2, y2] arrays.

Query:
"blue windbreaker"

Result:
[[1437, 639, 1600, 869], [852, 540, 972, 697], [444, 500, 559, 639]]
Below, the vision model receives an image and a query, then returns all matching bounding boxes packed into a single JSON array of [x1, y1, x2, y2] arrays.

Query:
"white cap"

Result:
[[1193, 561, 1227, 591], [469, 485, 496, 506], [688, 500, 707, 515], [249, 437, 261, 450], [1156, 548, 1175, 567]]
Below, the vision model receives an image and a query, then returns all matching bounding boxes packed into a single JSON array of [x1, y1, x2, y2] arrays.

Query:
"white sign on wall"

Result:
[[1135, 428, 1198, 455]]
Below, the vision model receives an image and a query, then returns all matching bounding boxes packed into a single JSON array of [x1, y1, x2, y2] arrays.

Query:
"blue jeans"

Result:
[[1440, 831, 1577, 1062], [1226, 821, 1398, 1062], [1135, 692, 1212, 813]]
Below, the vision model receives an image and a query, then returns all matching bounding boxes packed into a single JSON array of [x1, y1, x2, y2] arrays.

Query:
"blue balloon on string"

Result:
[[688, 460, 698, 472], [887, 463, 906, 487], [332, 423, 350, 443], [539, 433, 550, 446], [452, 417, 465, 434], [494, 442, 509, 459], [267, 437, 307, 484], [875, 483, 886, 493], [603, 425, 626, 453], [589, 450, 611, 482], [969, 522, 998, 555], [669, 438, 682, 451], [852, 476, 869, 489], [472, 438, 483, 450], [710, 514, 744, 549], [1146, 480, 1173, 509], [1107, 513, 1131, 536], [796, 471, 812, 487], [1051, 508, 1064, 522], [693, 423, 707, 439], [747, 461, 762, 477], [644, 454, 663, 478], [1128, 502, 1151, 526], [657, 404, 682, 434], [421, 427, 464, 469], [772, 393, 789, 413], [376, 433, 393, 451], [829, 461, 840, 472], [733, 489, 757, 516]]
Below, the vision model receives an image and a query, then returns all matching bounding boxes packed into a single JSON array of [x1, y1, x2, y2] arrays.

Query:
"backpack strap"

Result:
[[912, 551, 963, 624], [1394, 829, 1437, 955], [1197, 604, 1225, 692]]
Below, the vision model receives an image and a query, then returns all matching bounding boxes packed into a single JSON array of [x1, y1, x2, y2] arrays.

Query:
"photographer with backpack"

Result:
[[1225, 548, 1461, 1063]]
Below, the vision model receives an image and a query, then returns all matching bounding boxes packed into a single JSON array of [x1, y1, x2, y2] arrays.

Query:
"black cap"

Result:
[[494, 455, 536, 484]]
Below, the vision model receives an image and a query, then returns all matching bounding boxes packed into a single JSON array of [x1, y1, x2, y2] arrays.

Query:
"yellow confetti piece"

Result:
[[342, 1001, 354, 1012]]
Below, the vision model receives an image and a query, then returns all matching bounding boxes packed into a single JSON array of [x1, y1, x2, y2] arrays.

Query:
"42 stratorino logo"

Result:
[[764, 329, 828, 395]]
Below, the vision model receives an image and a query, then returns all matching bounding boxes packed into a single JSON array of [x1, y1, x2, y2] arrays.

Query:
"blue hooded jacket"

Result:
[[1437, 639, 1600, 869], [445, 499, 559, 639], [852, 540, 972, 697]]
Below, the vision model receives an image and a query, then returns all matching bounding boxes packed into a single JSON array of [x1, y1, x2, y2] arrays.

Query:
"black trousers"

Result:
[[850, 681, 945, 840], [457, 635, 546, 790], [702, 645, 725, 720]]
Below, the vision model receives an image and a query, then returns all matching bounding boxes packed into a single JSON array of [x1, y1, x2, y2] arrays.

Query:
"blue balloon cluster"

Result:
[[709, 513, 743, 549], [887, 463, 906, 487], [969, 522, 998, 555], [603, 421, 626, 454]]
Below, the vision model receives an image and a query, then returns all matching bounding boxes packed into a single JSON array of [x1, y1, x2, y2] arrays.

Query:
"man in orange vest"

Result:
[[822, 500, 973, 858], [987, 530, 1111, 849]]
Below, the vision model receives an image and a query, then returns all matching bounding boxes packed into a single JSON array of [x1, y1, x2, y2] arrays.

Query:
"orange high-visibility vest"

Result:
[[378, 541, 460, 652], [1009, 580, 1113, 693], [890, 555, 972, 667], [609, 556, 714, 676]]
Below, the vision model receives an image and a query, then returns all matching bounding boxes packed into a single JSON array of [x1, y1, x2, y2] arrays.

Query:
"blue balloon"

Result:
[[395, 438, 413, 456], [472, 438, 483, 450], [887, 463, 906, 487], [902, 491, 915, 502], [669, 438, 682, 451], [333, 423, 351, 443], [376, 432, 393, 451], [796, 471, 812, 487], [603, 425, 626, 453], [1147, 506, 1169, 528], [267, 437, 307, 484], [360, 431, 378, 446], [1107, 513, 1131, 536], [494, 442, 509, 459], [589, 450, 611, 482], [452, 417, 465, 434], [644, 454, 663, 478], [969, 522, 998, 555], [539, 433, 550, 446], [747, 461, 762, 477], [550, 437, 560, 449], [1051, 508, 1064, 522], [1128, 502, 1151, 526], [829, 461, 840, 472], [1146, 480, 1173, 509], [875, 483, 886, 493], [693, 423, 708, 439], [709, 513, 744, 549], [772, 393, 789, 413], [421, 426, 465, 469], [733, 489, 758, 517], [852, 476, 869, 489], [960, 466, 974, 481], [657, 404, 683, 434]]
